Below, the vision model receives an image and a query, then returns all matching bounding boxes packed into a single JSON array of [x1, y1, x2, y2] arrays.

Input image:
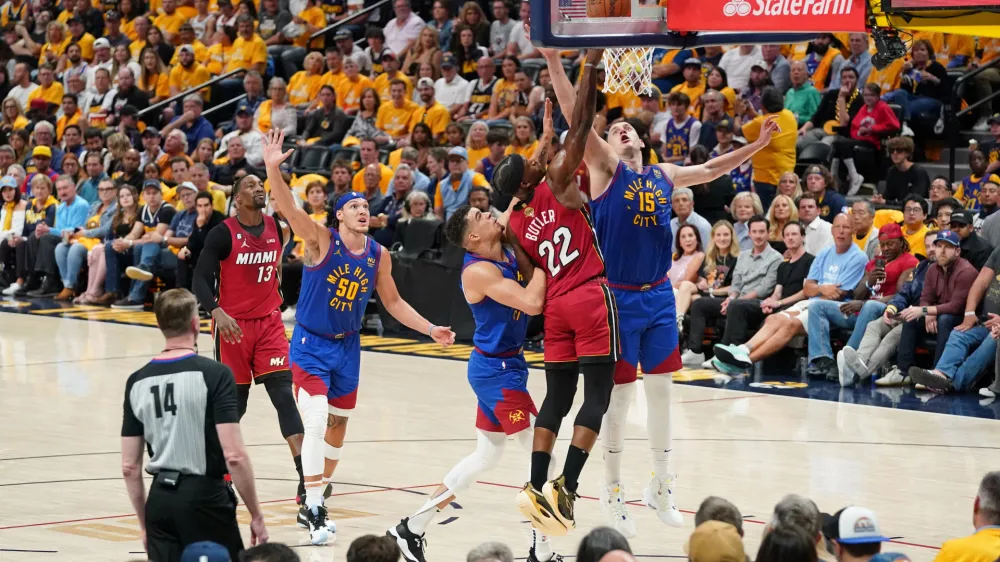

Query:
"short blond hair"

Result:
[[154, 289, 198, 338]]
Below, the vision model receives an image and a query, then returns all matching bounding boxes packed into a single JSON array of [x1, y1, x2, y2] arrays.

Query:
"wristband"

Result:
[[428, 324, 436, 336], [886, 305, 897, 316], [965, 311, 977, 317]]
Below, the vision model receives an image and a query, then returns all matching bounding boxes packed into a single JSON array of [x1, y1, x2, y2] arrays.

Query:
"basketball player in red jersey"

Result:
[[493, 48, 616, 537], [192, 175, 306, 502]]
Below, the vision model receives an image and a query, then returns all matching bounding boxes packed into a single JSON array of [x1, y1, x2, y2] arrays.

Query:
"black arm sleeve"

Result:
[[121, 374, 144, 437], [192, 223, 232, 314], [207, 361, 240, 424]]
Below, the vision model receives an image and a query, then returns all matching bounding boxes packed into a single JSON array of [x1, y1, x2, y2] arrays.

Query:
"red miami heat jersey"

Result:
[[508, 181, 606, 299], [218, 216, 283, 320]]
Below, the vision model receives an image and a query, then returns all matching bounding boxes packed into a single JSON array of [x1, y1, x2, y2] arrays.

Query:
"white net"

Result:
[[602, 47, 655, 96]]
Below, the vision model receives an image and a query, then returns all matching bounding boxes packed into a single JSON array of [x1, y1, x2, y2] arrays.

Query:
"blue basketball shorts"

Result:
[[290, 325, 362, 415], [468, 350, 537, 434], [610, 282, 681, 384]]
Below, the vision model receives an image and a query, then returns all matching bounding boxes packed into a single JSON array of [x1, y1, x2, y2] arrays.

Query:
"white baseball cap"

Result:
[[822, 507, 890, 544]]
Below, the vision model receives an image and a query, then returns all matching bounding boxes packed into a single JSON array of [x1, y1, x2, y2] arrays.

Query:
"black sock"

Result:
[[294, 455, 304, 490], [562, 446, 589, 492], [530, 451, 551, 490]]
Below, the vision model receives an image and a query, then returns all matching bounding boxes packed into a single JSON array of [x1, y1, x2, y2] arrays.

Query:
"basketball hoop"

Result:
[[602, 47, 655, 96]]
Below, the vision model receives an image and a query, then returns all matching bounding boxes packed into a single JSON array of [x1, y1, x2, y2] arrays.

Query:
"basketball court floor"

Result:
[[1, 303, 997, 561]]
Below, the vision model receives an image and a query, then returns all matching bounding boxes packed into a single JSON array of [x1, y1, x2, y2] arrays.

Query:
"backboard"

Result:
[[530, 0, 822, 49]]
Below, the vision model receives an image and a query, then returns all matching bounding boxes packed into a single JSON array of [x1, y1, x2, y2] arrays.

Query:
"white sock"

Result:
[[844, 158, 860, 182], [408, 507, 440, 535], [644, 376, 673, 481], [602, 382, 636, 486], [305, 483, 324, 510], [532, 528, 554, 561]]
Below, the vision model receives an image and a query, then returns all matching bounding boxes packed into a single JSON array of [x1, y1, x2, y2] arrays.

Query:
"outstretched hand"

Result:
[[431, 325, 456, 347], [262, 129, 294, 169], [756, 115, 782, 146]]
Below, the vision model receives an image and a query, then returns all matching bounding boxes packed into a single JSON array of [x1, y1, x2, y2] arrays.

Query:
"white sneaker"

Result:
[[874, 367, 910, 386], [837, 349, 854, 387], [680, 350, 704, 366], [972, 117, 991, 132], [847, 174, 864, 196], [842, 346, 868, 382], [2, 282, 21, 295], [934, 117, 945, 135], [901, 123, 915, 137], [701, 358, 715, 369], [980, 387, 997, 398], [599, 482, 637, 538], [125, 266, 153, 282], [643, 475, 683, 527]]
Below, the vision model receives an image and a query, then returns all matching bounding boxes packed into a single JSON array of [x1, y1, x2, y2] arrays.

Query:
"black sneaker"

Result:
[[387, 518, 427, 562], [299, 504, 331, 545], [27, 276, 61, 297], [111, 298, 144, 310], [806, 357, 837, 380], [296, 479, 306, 505], [528, 547, 564, 562], [15, 276, 40, 296]]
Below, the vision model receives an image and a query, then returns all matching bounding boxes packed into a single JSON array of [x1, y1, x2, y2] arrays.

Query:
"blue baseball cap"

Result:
[[934, 230, 961, 247], [447, 146, 468, 160], [179, 541, 231, 562], [0, 175, 18, 189]]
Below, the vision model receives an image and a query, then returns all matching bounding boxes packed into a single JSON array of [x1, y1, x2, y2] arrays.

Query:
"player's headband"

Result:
[[335, 191, 366, 212], [492, 154, 525, 197]]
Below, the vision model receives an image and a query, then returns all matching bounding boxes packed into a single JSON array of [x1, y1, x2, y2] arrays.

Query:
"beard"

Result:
[[813, 42, 829, 55]]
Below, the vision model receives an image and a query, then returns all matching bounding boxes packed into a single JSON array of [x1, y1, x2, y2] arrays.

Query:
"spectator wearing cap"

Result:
[[161, 94, 215, 153], [823, 507, 908, 562], [300, 85, 348, 149], [25, 144, 60, 189], [433, 145, 490, 220], [805, 34, 845, 91], [25, 174, 90, 297], [27, 64, 64, 112], [335, 29, 373, 76], [351, 137, 393, 194], [217, 107, 265, 167], [169, 24, 209, 69], [66, 17, 95, 60], [105, 178, 176, 309], [384, 0, 425, 59], [139, 127, 163, 170], [933, 471, 1000, 562], [736, 59, 771, 117], [802, 164, 847, 222], [436, 53, 471, 120], [951, 210, 994, 270], [709, 119, 753, 194], [167, 43, 212, 104], [892, 229, 975, 384], [373, 52, 413, 103], [742, 87, 797, 211], [55, 94, 82, 142], [57, 42, 89, 93], [78, 150, 109, 203], [178, 541, 232, 562], [687, 521, 745, 562], [102, 13, 129, 49], [797, 65, 864, 151], [411, 77, 451, 143], [160, 181, 198, 288], [375, 78, 420, 144], [808, 222, 917, 379], [785, 60, 821, 128]]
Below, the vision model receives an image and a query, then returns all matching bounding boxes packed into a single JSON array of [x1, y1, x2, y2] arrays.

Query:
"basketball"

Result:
[[587, 0, 631, 18]]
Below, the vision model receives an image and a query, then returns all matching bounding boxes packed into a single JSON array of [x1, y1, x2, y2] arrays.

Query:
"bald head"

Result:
[[790, 60, 808, 87]]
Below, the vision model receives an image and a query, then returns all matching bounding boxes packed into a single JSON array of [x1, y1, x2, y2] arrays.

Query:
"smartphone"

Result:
[[875, 256, 886, 270]]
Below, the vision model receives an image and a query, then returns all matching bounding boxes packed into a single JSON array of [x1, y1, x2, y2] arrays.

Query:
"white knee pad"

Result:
[[603, 382, 636, 451], [442, 429, 506, 494], [297, 388, 328, 477]]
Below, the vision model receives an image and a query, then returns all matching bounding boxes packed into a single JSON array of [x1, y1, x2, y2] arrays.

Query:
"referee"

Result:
[[121, 288, 268, 562]]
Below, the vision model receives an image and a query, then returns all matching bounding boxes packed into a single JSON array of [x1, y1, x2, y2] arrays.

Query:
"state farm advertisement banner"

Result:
[[669, 0, 867, 32]]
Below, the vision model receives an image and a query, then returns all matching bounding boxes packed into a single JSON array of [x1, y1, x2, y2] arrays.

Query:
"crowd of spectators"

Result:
[[150, 469, 1000, 561], [0, 0, 999, 394]]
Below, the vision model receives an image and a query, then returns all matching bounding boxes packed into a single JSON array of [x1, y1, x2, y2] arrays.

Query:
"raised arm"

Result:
[[463, 260, 546, 315], [664, 115, 781, 188], [547, 48, 603, 210], [542, 47, 618, 186], [262, 129, 329, 264]]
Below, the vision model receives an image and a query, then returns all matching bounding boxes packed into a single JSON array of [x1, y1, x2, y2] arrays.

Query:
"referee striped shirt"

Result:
[[121, 354, 238, 477]]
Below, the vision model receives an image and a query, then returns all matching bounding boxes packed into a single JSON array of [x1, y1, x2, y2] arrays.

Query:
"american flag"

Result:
[[558, 0, 588, 19]]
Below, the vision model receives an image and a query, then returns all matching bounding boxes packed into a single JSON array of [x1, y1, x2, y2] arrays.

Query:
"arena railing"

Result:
[[203, 94, 248, 119], [947, 57, 1000, 182], [309, 0, 391, 41], [136, 68, 248, 120]]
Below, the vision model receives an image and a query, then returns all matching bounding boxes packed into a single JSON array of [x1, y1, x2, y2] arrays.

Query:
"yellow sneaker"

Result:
[[516, 482, 569, 536]]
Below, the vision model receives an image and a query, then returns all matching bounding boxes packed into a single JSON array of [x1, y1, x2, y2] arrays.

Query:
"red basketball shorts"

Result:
[[214, 309, 290, 385], [542, 279, 621, 366]]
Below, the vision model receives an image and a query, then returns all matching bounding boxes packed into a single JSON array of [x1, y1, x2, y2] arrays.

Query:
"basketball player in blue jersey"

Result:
[[542, 48, 781, 537], [262, 130, 456, 546], [386, 203, 560, 562]]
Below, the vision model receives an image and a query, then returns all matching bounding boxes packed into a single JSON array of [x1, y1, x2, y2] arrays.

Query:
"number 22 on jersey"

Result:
[[538, 226, 580, 276]]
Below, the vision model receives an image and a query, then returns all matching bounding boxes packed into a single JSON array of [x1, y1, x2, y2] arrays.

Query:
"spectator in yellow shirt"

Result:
[[288, 52, 326, 109], [671, 59, 706, 116], [169, 45, 212, 101], [38, 21, 71, 68], [321, 47, 346, 90], [504, 116, 537, 159], [153, 0, 186, 44], [463, 121, 490, 170], [335, 58, 374, 115], [375, 79, 419, 143], [65, 18, 94, 60], [205, 27, 235, 76], [169, 23, 209, 67], [351, 138, 394, 194], [933, 471, 1000, 562], [27, 64, 64, 112], [410, 77, 451, 143], [138, 47, 171, 105], [373, 52, 414, 103], [226, 16, 268, 75], [56, 94, 81, 141], [741, 87, 797, 210], [434, 146, 490, 219]]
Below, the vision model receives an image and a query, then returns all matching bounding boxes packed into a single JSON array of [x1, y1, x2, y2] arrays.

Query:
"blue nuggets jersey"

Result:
[[663, 117, 695, 159], [461, 247, 529, 355], [591, 161, 674, 285], [296, 231, 381, 337]]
